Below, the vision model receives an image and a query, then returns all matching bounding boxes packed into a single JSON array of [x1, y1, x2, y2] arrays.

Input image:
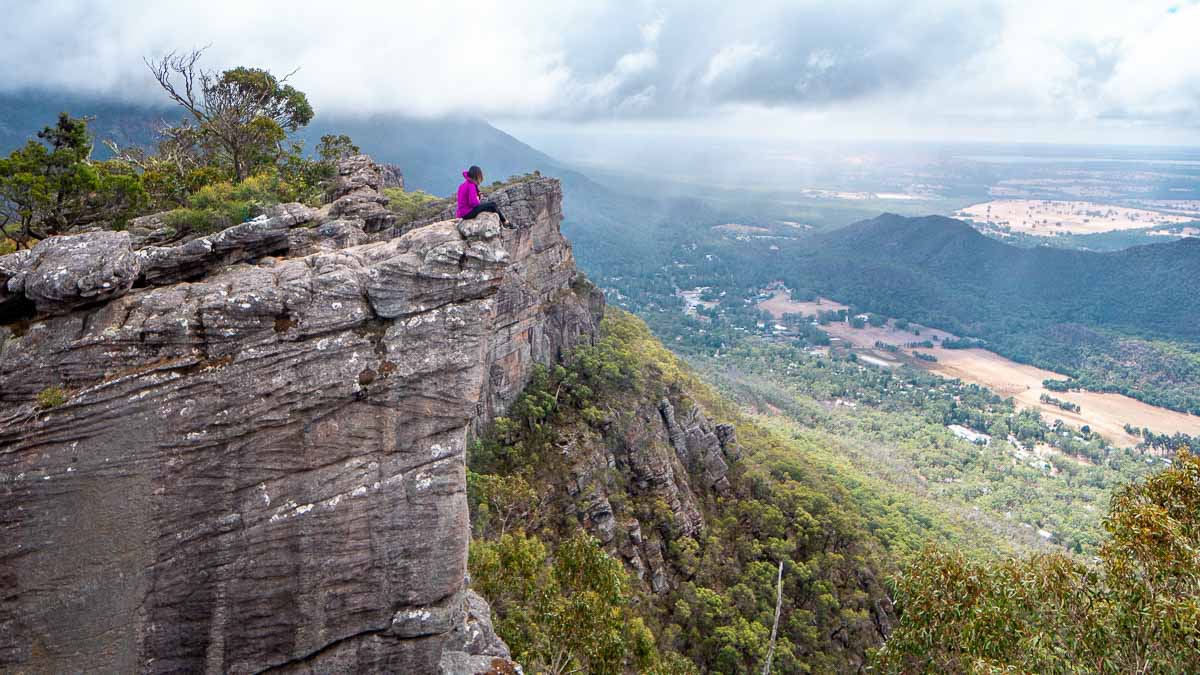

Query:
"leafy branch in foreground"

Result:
[[875, 450, 1200, 673]]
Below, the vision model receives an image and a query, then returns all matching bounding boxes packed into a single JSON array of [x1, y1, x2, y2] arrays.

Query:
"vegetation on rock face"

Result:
[[875, 450, 1200, 673], [381, 186, 446, 224], [469, 309, 1196, 672], [0, 53, 429, 248], [470, 531, 665, 675], [35, 385, 68, 409], [469, 310, 899, 674]]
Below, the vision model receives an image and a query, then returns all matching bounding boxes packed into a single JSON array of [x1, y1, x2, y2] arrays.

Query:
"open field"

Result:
[[819, 317, 956, 345], [764, 297, 1200, 447], [909, 346, 1200, 447], [956, 199, 1194, 235], [758, 290, 849, 318], [712, 223, 772, 234]]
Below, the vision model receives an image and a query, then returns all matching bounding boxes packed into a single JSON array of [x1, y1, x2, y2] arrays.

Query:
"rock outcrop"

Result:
[[327, 154, 397, 231], [564, 395, 741, 595], [0, 157, 599, 673]]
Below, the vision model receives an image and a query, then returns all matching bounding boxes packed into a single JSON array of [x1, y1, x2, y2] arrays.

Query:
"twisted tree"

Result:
[[146, 48, 313, 181]]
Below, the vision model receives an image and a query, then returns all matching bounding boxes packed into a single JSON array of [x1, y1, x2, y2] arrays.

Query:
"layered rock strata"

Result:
[[0, 157, 600, 673]]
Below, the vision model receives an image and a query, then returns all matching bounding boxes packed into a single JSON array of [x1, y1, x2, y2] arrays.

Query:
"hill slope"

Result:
[[748, 213, 1200, 414], [812, 213, 1200, 342], [465, 309, 929, 672]]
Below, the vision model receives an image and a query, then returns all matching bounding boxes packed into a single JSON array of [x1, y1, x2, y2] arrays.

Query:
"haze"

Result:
[[3, 0, 1199, 147]]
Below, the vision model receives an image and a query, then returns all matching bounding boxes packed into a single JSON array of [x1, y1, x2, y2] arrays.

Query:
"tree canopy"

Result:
[[0, 113, 145, 244], [875, 450, 1200, 673], [147, 50, 313, 181]]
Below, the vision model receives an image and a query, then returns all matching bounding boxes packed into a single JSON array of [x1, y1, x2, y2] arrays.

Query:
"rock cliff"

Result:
[[571, 396, 742, 594], [0, 157, 602, 673]]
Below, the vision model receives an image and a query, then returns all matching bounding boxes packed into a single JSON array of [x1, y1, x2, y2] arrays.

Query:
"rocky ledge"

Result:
[[0, 157, 602, 674]]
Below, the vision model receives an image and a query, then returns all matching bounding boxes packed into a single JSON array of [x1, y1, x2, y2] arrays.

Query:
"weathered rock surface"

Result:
[[380, 163, 405, 191], [7, 231, 141, 315], [0, 157, 600, 673], [328, 154, 396, 231], [563, 395, 741, 595], [136, 202, 319, 286], [660, 398, 737, 494]]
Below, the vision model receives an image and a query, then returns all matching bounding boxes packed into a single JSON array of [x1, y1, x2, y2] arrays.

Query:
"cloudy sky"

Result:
[[2, 0, 1199, 145]]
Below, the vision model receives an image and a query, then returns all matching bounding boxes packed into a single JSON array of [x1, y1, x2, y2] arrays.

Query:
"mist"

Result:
[[3, 0, 1199, 146]]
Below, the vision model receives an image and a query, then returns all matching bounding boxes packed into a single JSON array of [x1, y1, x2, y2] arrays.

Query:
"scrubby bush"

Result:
[[875, 451, 1200, 673], [36, 385, 68, 409], [470, 531, 667, 675], [381, 187, 447, 224]]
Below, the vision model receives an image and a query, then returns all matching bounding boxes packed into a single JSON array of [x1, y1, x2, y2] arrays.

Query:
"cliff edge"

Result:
[[0, 157, 602, 673]]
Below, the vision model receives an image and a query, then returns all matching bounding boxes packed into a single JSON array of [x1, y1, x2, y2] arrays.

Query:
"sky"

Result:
[[2, 0, 1199, 146]]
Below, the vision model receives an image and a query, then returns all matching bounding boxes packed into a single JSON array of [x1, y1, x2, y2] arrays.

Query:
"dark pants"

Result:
[[462, 201, 506, 222]]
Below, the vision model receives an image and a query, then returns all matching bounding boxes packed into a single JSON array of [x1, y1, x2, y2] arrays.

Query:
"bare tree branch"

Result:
[[763, 560, 784, 675]]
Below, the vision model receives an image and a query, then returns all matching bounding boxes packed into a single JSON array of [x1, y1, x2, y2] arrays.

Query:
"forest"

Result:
[[467, 309, 1195, 673]]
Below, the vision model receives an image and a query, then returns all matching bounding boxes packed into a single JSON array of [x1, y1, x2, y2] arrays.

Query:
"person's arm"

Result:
[[468, 182, 481, 209]]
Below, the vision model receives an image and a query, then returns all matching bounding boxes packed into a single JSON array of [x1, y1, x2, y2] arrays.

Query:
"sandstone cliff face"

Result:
[[0, 158, 601, 674], [566, 394, 740, 595]]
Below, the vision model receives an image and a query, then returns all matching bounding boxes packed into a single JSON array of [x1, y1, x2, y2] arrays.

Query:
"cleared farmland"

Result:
[[757, 291, 1200, 447], [956, 199, 1193, 235]]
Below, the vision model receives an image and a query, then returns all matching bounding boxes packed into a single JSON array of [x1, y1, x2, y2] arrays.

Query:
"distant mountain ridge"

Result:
[[0, 90, 557, 195], [811, 212, 1200, 342]]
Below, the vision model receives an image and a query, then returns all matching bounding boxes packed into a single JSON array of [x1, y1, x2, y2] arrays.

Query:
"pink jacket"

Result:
[[456, 172, 480, 218]]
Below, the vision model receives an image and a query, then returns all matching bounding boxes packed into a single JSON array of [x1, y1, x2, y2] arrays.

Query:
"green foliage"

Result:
[[469, 531, 666, 675], [381, 187, 448, 224], [467, 471, 540, 539], [699, 335, 1155, 555], [470, 310, 897, 673], [35, 385, 68, 409], [315, 134, 359, 163], [158, 171, 303, 236], [0, 113, 147, 244], [149, 51, 314, 181], [875, 451, 1200, 673]]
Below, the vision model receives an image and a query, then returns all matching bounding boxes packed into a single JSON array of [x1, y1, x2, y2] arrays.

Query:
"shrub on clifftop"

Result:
[[0, 113, 146, 245]]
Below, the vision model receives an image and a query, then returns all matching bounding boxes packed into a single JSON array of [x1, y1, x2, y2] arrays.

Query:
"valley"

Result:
[[4, 5, 1200, 670], [757, 289, 1200, 447]]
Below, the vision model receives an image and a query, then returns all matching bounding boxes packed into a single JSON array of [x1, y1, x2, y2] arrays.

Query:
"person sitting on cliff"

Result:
[[457, 165, 514, 229]]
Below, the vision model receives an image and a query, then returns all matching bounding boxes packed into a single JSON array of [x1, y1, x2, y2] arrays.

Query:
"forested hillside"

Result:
[[466, 310, 938, 673], [810, 214, 1200, 343], [465, 309, 1198, 673], [784, 214, 1200, 413], [633, 209, 1200, 415]]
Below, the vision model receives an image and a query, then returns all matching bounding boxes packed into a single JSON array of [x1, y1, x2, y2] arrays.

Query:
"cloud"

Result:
[[701, 43, 770, 88], [1, 0, 1198, 140]]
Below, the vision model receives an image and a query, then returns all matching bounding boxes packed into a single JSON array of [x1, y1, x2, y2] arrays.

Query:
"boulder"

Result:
[[21, 231, 140, 314], [136, 202, 318, 285], [329, 154, 396, 231]]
